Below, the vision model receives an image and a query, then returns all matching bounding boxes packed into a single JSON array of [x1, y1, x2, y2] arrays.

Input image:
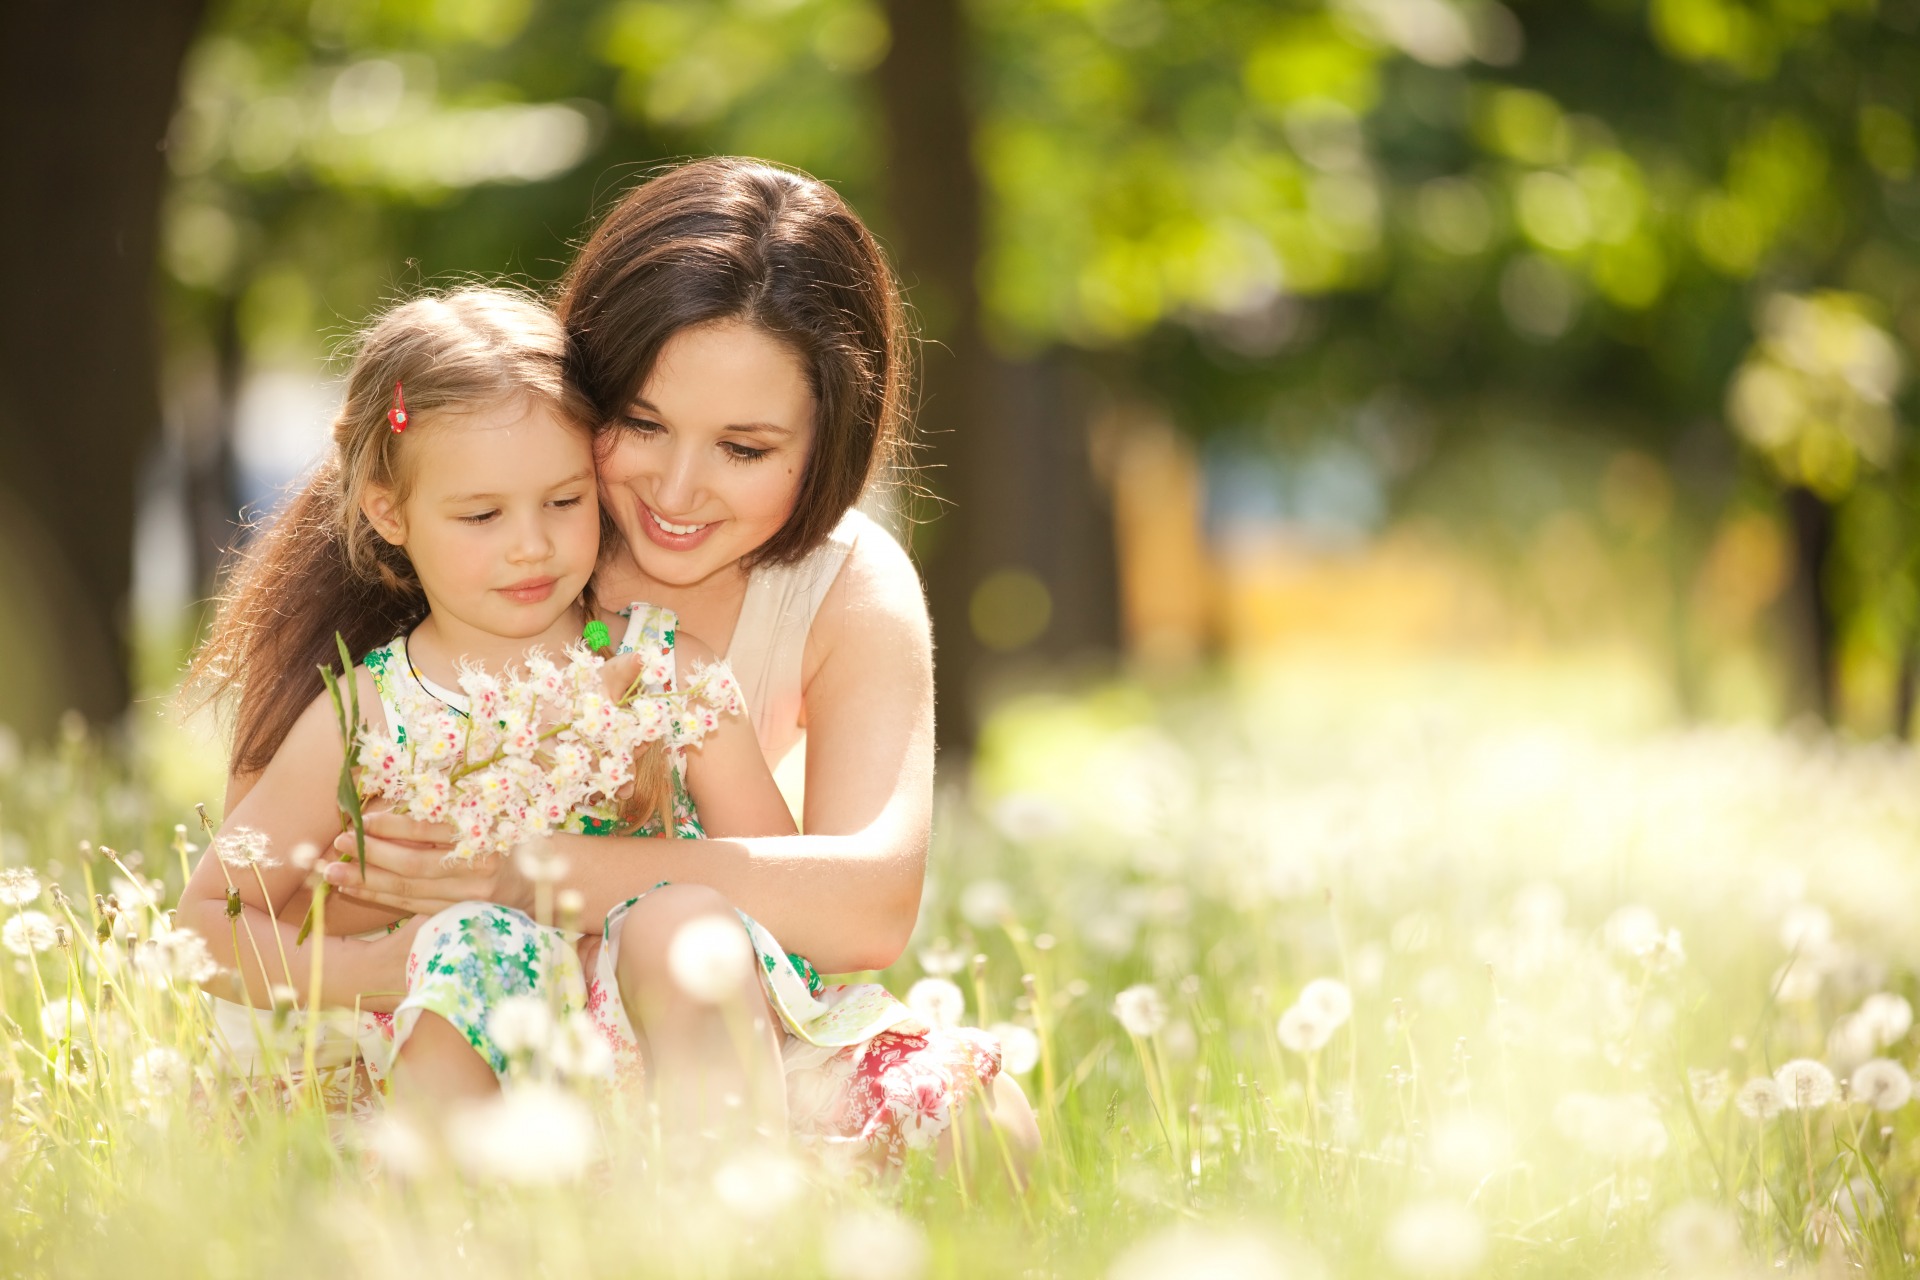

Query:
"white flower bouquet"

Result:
[[351, 639, 743, 864]]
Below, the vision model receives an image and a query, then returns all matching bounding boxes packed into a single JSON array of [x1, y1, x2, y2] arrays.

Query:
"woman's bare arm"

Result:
[[324, 528, 935, 974]]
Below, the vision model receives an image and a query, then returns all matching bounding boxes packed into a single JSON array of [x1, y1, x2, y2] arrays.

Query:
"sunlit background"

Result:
[[8, 1, 1920, 1276]]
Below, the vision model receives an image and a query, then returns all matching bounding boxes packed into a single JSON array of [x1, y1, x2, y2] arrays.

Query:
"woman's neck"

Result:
[[406, 604, 587, 686], [592, 548, 752, 654]]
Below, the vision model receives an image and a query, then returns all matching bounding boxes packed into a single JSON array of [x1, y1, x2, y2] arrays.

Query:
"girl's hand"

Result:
[[341, 915, 427, 1014], [326, 811, 533, 917]]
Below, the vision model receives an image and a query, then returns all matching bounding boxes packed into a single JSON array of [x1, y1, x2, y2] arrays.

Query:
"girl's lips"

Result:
[[499, 577, 557, 604], [639, 502, 719, 552]]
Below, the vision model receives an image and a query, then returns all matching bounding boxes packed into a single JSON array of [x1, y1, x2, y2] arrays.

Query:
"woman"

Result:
[[314, 157, 1037, 1164]]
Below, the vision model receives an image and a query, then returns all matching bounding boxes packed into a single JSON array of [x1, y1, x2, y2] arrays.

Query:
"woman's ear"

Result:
[[362, 488, 407, 546]]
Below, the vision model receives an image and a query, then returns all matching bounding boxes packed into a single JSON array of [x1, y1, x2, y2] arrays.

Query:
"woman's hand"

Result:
[[326, 811, 533, 917]]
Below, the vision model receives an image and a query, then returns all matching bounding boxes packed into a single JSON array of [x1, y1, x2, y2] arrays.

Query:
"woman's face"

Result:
[[597, 318, 816, 591]]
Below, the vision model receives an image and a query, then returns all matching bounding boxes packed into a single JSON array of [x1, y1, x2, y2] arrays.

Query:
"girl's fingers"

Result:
[[359, 810, 457, 846]]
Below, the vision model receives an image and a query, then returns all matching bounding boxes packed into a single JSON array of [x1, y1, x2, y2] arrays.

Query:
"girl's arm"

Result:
[[177, 677, 414, 1009], [325, 530, 933, 974]]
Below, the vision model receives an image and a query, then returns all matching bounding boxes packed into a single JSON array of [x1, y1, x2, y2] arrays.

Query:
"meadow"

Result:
[[2, 653, 1917, 1278]]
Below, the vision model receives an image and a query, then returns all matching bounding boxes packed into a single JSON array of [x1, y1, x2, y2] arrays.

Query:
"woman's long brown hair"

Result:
[[185, 287, 596, 777]]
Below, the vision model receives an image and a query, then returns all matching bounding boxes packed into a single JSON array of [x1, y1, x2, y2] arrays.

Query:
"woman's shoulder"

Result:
[[810, 508, 929, 654]]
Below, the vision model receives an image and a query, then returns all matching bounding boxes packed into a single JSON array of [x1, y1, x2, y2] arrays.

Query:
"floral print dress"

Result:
[[385, 605, 1003, 1171]]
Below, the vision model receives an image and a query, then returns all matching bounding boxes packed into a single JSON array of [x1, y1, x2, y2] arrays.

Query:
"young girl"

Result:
[[178, 286, 804, 1105]]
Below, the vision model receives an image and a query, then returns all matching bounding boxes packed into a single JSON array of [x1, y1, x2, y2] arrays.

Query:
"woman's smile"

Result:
[[641, 502, 720, 549]]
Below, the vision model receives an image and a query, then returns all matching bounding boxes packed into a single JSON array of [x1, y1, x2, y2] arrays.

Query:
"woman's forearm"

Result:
[[548, 829, 923, 974]]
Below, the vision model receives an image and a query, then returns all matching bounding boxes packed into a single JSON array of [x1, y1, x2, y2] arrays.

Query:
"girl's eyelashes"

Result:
[[549, 495, 586, 509], [458, 510, 499, 525]]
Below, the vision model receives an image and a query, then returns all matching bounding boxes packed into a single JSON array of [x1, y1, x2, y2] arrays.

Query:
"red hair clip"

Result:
[[388, 381, 409, 433]]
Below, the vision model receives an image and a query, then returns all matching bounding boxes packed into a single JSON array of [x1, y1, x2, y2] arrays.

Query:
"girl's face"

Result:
[[365, 395, 600, 643], [597, 318, 816, 591]]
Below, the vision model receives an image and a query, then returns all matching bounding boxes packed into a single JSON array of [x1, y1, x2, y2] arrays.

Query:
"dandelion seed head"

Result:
[[1655, 1201, 1741, 1271], [711, 1149, 808, 1221], [1780, 903, 1832, 952], [1835, 1174, 1884, 1228], [550, 1011, 615, 1080], [448, 1084, 597, 1185], [211, 826, 275, 869], [820, 1208, 929, 1280], [1428, 1112, 1514, 1183], [917, 939, 966, 978], [958, 878, 1015, 929], [39, 996, 85, 1040], [3, 911, 57, 955], [1735, 1077, 1785, 1120], [1688, 1068, 1729, 1114], [1774, 1058, 1836, 1110], [486, 994, 555, 1058], [664, 916, 753, 1004], [1856, 992, 1912, 1047], [1603, 904, 1662, 958], [1384, 1199, 1486, 1279], [906, 977, 966, 1030], [1827, 1012, 1879, 1070], [0, 869, 42, 907], [358, 1113, 435, 1179], [988, 1022, 1041, 1075], [1297, 977, 1353, 1029], [1277, 1003, 1335, 1055], [1849, 1058, 1911, 1111], [1112, 984, 1168, 1038], [129, 1047, 190, 1099]]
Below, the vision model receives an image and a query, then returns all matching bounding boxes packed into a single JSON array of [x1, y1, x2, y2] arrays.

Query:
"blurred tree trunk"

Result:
[[875, 0, 1118, 758], [0, 0, 205, 739], [1782, 486, 1838, 721]]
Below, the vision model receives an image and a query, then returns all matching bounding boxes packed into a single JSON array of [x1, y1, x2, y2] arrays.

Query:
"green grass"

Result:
[[3, 654, 1918, 1278]]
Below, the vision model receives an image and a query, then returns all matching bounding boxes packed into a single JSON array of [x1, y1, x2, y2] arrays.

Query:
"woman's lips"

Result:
[[639, 502, 718, 551], [499, 577, 557, 604]]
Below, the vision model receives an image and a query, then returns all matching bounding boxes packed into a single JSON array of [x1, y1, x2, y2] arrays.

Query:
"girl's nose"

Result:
[[508, 512, 555, 563]]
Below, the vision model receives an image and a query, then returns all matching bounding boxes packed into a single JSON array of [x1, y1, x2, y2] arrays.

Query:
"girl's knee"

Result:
[[612, 884, 752, 1001]]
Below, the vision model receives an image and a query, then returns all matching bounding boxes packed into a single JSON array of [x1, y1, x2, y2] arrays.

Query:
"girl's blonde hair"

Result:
[[188, 286, 598, 776]]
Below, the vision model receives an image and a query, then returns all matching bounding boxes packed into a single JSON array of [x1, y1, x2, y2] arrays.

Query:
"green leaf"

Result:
[[321, 633, 368, 873]]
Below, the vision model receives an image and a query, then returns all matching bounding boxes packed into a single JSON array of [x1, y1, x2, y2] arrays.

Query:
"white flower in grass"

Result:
[[3, 911, 57, 955], [0, 869, 41, 907], [1775, 1059, 1837, 1110], [39, 996, 86, 1040], [958, 878, 1015, 929], [1296, 977, 1353, 1029], [1277, 1003, 1335, 1055], [1835, 1175, 1884, 1229], [1108, 1226, 1322, 1280], [820, 1208, 929, 1280], [906, 977, 965, 1029], [358, 1113, 435, 1179], [129, 1047, 190, 1099], [135, 926, 218, 985], [1112, 984, 1168, 1038], [1856, 992, 1913, 1046], [1656, 1201, 1741, 1271], [211, 826, 275, 868], [448, 1084, 597, 1185], [1849, 1058, 1912, 1111], [1688, 1068, 1729, 1115], [917, 939, 965, 977], [1428, 1112, 1514, 1183], [1384, 1199, 1486, 1279], [1735, 1077, 1785, 1120], [988, 1022, 1040, 1076], [665, 916, 753, 1003], [1603, 904, 1662, 957], [1828, 1012, 1879, 1070], [550, 1011, 615, 1081], [1780, 903, 1832, 953], [712, 1148, 808, 1221], [486, 995, 554, 1058]]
